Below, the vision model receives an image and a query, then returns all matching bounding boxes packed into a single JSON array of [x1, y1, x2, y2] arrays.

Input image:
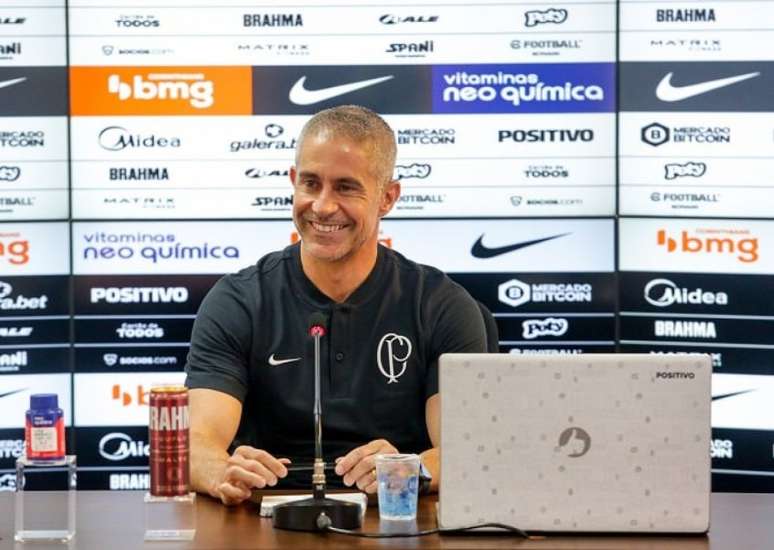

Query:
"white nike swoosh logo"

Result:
[[289, 75, 394, 105], [655, 71, 760, 102], [0, 77, 26, 90], [268, 354, 300, 366]]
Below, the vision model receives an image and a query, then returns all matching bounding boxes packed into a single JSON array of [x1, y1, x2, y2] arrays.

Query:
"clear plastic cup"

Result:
[[375, 453, 420, 521]]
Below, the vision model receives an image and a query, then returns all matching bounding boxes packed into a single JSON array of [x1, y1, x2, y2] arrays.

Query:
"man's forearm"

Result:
[[190, 430, 230, 497], [419, 447, 440, 493]]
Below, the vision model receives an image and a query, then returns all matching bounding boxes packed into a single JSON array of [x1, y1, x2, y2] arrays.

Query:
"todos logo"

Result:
[[434, 63, 613, 113], [80, 231, 239, 264]]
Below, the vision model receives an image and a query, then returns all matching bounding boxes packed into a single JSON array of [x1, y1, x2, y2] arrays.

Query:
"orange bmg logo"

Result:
[[0, 233, 29, 265], [657, 228, 759, 263]]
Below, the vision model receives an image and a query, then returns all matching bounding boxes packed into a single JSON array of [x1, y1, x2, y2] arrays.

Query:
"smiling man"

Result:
[[185, 105, 487, 505]]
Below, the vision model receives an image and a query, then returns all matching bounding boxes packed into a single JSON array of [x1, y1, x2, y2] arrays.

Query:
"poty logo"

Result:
[[557, 427, 590, 458], [394, 163, 431, 180], [644, 278, 728, 307], [111, 384, 149, 406], [0, 234, 29, 265], [90, 287, 189, 304], [99, 432, 149, 461], [525, 8, 568, 27], [0, 166, 20, 181], [657, 228, 759, 263], [107, 72, 214, 108], [665, 161, 706, 179], [376, 333, 412, 384], [522, 317, 568, 339]]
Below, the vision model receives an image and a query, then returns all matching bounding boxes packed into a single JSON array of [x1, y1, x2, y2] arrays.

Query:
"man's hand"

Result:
[[334, 439, 397, 494], [213, 446, 290, 506]]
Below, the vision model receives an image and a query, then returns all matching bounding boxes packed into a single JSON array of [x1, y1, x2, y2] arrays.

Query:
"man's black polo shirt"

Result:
[[185, 243, 486, 480]]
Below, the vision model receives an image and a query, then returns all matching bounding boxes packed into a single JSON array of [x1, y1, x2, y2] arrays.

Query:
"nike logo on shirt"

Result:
[[0, 77, 26, 90], [288, 75, 394, 105], [471, 233, 570, 259], [268, 354, 300, 366], [655, 71, 760, 102]]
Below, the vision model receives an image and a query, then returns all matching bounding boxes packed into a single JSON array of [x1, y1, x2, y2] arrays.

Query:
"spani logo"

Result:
[[557, 427, 591, 458]]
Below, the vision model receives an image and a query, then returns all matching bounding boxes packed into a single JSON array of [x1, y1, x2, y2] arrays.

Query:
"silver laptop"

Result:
[[438, 353, 711, 533]]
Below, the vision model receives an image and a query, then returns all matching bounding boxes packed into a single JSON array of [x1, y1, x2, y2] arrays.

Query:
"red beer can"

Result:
[[149, 385, 190, 497]]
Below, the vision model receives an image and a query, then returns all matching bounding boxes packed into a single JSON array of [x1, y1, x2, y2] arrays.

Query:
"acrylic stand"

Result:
[[144, 491, 197, 541], [14, 455, 76, 543]]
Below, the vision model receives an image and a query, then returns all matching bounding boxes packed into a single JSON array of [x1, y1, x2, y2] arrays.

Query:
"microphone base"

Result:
[[272, 496, 362, 532]]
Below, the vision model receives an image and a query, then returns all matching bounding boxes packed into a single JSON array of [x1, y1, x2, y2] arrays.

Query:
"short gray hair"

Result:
[[295, 105, 397, 186]]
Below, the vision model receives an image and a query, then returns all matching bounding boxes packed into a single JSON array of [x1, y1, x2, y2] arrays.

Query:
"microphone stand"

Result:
[[272, 320, 362, 532]]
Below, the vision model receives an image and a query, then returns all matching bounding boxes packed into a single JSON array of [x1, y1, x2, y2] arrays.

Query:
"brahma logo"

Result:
[[70, 66, 252, 115], [657, 228, 758, 263], [0, 233, 29, 265]]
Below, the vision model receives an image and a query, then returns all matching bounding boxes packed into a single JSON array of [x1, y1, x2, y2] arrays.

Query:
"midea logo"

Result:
[[98, 432, 149, 461], [644, 278, 728, 307]]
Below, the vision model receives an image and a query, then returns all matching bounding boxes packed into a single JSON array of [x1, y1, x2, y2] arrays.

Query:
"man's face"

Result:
[[290, 131, 399, 263]]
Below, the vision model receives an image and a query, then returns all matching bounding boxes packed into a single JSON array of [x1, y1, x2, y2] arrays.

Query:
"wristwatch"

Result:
[[418, 460, 433, 495]]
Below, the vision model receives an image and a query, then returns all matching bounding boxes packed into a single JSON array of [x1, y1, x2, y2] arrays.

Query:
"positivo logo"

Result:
[[557, 427, 590, 458]]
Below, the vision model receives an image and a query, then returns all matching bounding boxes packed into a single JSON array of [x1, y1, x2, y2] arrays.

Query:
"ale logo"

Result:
[[657, 228, 759, 263]]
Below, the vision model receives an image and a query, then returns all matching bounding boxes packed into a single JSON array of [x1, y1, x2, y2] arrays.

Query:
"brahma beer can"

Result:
[[149, 385, 190, 496]]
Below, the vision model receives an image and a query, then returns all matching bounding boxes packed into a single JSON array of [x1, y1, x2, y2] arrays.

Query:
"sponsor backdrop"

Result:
[[0, 0, 770, 491]]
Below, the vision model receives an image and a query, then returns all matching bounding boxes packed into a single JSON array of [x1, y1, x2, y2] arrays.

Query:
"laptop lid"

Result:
[[438, 353, 711, 533]]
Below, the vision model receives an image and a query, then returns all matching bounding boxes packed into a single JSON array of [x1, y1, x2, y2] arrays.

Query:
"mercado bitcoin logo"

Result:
[[70, 66, 252, 115]]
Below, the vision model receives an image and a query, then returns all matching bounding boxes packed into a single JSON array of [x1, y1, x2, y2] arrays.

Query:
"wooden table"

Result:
[[0, 491, 771, 549]]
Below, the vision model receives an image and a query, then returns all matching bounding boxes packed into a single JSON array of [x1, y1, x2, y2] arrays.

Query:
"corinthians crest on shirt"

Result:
[[377, 333, 413, 384]]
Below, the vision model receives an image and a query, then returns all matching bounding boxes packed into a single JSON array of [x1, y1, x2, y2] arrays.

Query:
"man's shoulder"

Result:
[[383, 246, 467, 297], [208, 246, 296, 303]]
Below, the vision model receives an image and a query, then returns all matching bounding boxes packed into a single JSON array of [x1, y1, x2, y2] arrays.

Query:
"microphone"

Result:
[[272, 312, 361, 532], [308, 312, 326, 499]]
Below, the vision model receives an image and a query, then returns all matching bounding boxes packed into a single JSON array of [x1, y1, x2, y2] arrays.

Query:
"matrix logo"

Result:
[[557, 427, 590, 458], [108, 72, 214, 108], [524, 8, 567, 27], [657, 228, 758, 263]]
